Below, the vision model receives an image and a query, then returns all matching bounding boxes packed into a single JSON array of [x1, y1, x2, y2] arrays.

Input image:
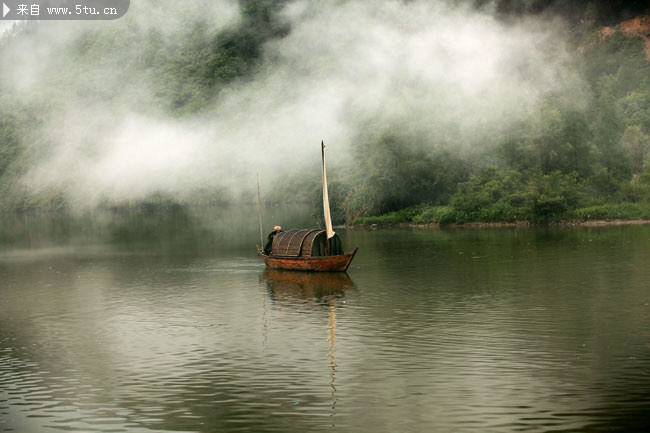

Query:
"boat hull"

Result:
[[261, 247, 358, 272]]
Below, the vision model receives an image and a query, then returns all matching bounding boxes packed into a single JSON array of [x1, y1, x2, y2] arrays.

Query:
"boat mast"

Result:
[[322, 141, 335, 242], [257, 173, 264, 253]]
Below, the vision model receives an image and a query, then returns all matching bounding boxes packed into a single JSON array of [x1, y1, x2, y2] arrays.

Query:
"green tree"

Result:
[[345, 130, 467, 218], [530, 171, 583, 221], [618, 87, 650, 133], [591, 77, 631, 185], [621, 125, 650, 174], [451, 167, 531, 221], [525, 101, 592, 177]]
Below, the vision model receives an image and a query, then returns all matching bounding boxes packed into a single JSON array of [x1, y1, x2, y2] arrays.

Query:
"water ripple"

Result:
[[1, 227, 649, 432]]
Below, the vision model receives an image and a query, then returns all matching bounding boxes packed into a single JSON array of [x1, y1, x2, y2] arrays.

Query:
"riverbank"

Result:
[[420, 219, 650, 228], [349, 203, 650, 229], [345, 218, 650, 229]]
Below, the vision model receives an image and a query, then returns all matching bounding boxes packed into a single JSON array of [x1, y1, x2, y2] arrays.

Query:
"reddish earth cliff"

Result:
[[598, 15, 650, 58]]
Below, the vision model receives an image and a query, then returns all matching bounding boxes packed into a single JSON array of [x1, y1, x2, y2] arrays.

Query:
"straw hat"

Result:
[[274, 225, 282, 231]]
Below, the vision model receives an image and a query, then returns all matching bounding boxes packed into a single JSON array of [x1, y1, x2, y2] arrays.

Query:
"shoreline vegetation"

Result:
[[347, 218, 650, 229], [350, 202, 650, 228], [4, 200, 650, 230]]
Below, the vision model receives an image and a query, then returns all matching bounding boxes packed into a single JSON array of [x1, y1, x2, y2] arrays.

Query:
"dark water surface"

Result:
[[1, 207, 649, 432]]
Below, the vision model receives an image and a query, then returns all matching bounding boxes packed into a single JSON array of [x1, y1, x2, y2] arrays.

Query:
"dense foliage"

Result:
[[0, 1, 649, 224], [347, 24, 650, 224], [0, 0, 289, 210]]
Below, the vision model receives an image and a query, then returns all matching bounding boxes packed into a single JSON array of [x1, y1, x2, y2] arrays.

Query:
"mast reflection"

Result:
[[328, 299, 337, 423], [261, 269, 354, 423]]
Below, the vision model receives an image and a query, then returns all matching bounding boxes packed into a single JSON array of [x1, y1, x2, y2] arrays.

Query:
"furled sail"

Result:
[[321, 141, 335, 239]]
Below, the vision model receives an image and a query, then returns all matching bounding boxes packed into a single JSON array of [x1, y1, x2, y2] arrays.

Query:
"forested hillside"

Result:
[[279, 4, 650, 224], [0, 0, 289, 209], [0, 0, 649, 224], [347, 13, 650, 224]]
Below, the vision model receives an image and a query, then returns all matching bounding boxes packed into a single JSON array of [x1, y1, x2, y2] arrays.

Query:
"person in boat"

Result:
[[264, 225, 283, 254]]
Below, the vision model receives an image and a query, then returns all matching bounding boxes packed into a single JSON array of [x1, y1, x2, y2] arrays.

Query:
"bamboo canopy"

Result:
[[271, 229, 343, 257]]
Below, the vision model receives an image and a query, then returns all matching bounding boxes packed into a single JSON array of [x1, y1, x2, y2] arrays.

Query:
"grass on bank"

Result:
[[352, 202, 650, 226]]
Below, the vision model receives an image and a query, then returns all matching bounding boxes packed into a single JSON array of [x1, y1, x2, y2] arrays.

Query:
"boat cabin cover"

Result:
[[270, 229, 343, 257]]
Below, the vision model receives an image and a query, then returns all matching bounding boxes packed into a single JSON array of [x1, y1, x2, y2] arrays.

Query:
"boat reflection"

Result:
[[261, 269, 352, 423], [262, 268, 354, 303]]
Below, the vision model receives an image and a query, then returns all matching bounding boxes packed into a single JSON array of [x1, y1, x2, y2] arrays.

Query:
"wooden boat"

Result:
[[258, 142, 358, 272], [260, 229, 358, 271], [260, 248, 358, 272]]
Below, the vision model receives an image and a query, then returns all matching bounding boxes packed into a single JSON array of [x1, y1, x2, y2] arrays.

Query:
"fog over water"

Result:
[[1, 0, 584, 207]]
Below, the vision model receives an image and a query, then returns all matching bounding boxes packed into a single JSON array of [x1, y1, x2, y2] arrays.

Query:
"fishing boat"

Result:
[[258, 142, 358, 272]]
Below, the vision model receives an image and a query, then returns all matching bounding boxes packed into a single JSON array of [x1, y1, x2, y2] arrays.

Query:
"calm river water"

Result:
[[1, 207, 648, 432]]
